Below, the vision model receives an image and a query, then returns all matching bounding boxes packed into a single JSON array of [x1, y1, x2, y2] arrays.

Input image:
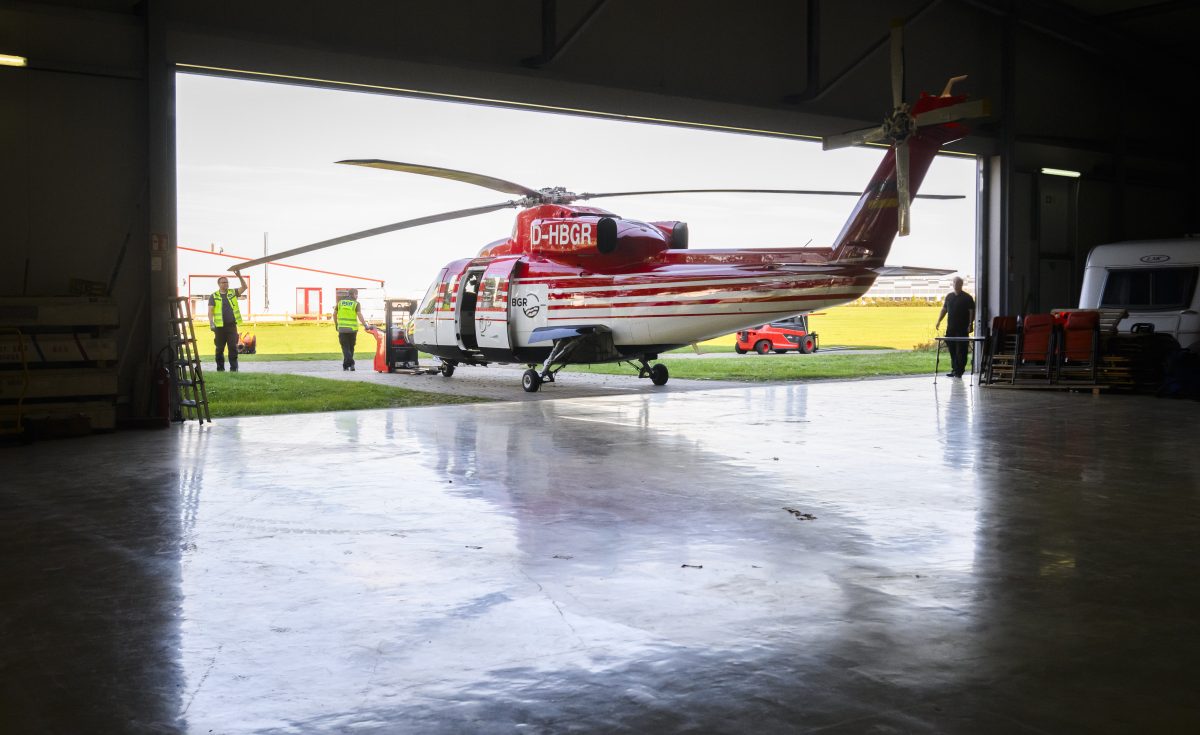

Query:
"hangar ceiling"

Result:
[[167, 0, 1200, 153], [2, 0, 1198, 418]]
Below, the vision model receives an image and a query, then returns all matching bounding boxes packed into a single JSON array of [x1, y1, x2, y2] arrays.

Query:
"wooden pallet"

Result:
[[983, 382, 1113, 395]]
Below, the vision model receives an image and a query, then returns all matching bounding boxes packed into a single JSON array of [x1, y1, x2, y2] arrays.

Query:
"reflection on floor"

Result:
[[2, 377, 1198, 733]]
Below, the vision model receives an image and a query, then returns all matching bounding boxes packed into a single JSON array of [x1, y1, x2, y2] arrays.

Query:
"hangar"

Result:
[[2, 1, 1198, 732]]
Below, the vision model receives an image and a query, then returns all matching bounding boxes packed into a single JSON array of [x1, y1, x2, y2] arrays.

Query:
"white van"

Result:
[[1078, 239, 1200, 350]]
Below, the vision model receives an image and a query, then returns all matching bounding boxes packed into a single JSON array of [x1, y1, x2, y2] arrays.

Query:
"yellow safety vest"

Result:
[[336, 299, 360, 332], [211, 290, 242, 327]]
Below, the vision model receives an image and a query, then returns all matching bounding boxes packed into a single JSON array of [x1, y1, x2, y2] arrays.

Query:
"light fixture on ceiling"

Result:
[[0, 54, 28, 67], [1040, 167, 1081, 178]]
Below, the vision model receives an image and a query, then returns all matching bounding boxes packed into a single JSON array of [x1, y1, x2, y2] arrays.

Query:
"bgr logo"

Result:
[[1140, 254, 1171, 263], [511, 293, 541, 318]]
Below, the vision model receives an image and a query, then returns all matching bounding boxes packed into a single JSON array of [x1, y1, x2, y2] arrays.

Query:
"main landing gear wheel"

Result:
[[755, 340, 772, 355], [522, 369, 542, 392], [440, 360, 456, 377], [650, 363, 669, 386]]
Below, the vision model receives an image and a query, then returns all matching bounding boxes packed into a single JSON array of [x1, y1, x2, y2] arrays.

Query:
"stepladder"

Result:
[[169, 297, 211, 423]]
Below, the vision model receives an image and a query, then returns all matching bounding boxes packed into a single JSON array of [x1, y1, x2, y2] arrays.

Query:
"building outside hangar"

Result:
[[177, 244, 386, 323]]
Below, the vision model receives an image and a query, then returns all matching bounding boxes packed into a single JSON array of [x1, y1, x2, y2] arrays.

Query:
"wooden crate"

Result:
[[0, 297, 120, 438], [0, 297, 119, 328], [0, 334, 119, 363]]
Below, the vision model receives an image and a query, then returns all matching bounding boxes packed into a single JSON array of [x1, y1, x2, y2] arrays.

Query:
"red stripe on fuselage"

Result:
[[544, 290, 868, 311], [544, 277, 873, 300]]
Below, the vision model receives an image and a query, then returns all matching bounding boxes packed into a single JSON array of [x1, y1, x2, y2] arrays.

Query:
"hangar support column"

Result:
[[145, 0, 177, 418]]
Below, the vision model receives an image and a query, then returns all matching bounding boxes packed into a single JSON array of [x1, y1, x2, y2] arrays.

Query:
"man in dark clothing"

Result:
[[936, 276, 976, 378], [208, 273, 247, 372]]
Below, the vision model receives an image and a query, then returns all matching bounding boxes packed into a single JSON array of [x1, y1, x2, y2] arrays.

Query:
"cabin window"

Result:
[[440, 275, 459, 311], [1101, 267, 1198, 311], [479, 276, 501, 309]]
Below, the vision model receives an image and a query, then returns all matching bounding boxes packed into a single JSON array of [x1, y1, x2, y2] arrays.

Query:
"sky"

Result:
[[176, 73, 977, 300]]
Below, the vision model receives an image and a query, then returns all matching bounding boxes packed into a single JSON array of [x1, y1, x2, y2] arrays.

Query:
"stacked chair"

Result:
[[1013, 313, 1057, 382], [983, 316, 1018, 384], [1058, 311, 1100, 383], [982, 308, 1131, 391]]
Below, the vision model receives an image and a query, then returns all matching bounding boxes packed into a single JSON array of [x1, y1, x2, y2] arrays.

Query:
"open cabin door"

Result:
[[475, 257, 522, 360]]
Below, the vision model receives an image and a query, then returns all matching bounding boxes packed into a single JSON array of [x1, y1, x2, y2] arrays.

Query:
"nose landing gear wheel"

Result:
[[649, 363, 669, 386], [522, 369, 542, 392]]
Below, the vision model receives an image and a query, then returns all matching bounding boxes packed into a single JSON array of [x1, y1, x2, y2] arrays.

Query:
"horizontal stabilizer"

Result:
[[529, 325, 611, 344], [739, 263, 955, 278], [871, 266, 956, 277], [770, 264, 853, 274]]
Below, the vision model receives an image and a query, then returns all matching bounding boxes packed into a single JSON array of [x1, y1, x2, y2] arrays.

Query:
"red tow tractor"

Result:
[[735, 314, 819, 355]]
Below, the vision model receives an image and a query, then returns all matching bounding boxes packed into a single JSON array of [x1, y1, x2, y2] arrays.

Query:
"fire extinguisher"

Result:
[[153, 357, 172, 424]]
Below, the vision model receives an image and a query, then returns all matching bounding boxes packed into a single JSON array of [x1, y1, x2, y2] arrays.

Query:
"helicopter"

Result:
[[231, 24, 987, 392]]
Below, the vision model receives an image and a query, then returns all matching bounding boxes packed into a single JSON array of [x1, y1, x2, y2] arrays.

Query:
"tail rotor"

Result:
[[822, 20, 990, 236]]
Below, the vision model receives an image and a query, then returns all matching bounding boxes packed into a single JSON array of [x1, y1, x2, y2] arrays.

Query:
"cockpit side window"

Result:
[[418, 269, 447, 315]]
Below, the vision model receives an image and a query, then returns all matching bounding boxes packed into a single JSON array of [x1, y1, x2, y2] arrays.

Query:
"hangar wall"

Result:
[[3, 0, 1196, 419], [0, 4, 157, 416]]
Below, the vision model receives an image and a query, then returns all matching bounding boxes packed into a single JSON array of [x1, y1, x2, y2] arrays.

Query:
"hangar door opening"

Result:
[[175, 72, 978, 347]]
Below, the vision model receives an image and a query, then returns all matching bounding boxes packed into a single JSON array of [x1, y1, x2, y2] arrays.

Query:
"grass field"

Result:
[[205, 373, 486, 417], [194, 305, 943, 361], [569, 349, 939, 381], [198, 307, 949, 417], [193, 321, 379, 362]]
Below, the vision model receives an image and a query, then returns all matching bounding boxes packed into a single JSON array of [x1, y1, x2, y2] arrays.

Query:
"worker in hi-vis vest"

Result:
[[207, 272, 248, 372], [334, 288, 372, 371]]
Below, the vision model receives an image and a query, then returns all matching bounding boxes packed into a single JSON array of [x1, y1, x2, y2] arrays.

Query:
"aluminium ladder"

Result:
[[169, 297, 211, 423]]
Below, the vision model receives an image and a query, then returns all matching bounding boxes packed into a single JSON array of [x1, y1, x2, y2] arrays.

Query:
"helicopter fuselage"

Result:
[[411, 240, 873, 366]]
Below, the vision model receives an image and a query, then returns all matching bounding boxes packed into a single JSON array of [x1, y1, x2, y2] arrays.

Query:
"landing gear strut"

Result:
[[521, 336, 585, 392], [637, 357, 669, 386], [517, 338, 670, 392]]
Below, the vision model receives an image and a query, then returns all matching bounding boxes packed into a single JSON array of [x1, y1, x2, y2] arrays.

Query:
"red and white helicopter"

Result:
[[233, 27, 986, 392]]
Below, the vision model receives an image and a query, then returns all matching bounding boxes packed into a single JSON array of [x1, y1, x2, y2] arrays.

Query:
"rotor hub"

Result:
[[536, 186, 578, 205], [881, 104, 915, 143]]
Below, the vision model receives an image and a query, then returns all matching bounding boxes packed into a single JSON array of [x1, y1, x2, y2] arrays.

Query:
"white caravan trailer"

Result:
[[1078, 239, 1200, 350]]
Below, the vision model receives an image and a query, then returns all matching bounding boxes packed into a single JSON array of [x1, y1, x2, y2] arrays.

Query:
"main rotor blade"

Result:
[[579, 188, 962, 200], [896, 140, 911, 237], [337, 160, 542, 198], [230, 201, 518, 272], [890, 19, 905, 109], [914, 98, 992, 127], [872, 265, 956, 277], [822, 125, 887, 151]]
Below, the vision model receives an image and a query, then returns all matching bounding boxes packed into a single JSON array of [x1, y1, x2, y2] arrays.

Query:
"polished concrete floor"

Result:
[[2, 377, 1198, 734]]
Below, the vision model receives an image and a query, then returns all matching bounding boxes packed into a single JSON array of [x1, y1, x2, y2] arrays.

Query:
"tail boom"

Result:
[[830, 93, 969, 267]]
